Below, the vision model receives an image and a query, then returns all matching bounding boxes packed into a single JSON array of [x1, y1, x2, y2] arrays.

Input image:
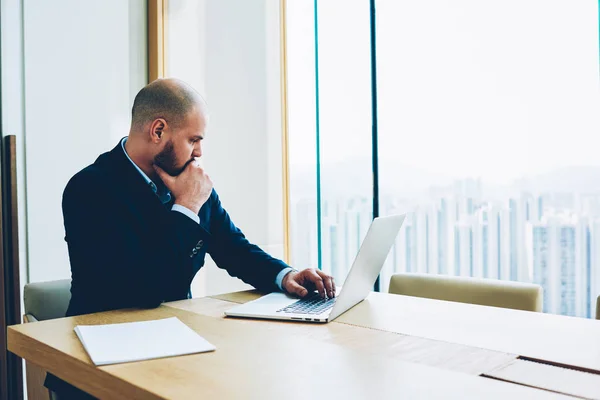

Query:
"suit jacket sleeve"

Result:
[[63, 170, 209, 313], [207, 190, 289, 292]]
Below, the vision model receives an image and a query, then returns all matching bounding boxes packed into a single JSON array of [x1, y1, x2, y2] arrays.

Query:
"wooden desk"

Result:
[[172, 296, 517, 376], [212, 291, 600, 371], [7, 292, 592, 399], [335, 292, 600, 373]]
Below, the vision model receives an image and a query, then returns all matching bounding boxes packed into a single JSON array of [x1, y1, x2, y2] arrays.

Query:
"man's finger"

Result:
[[192, 156, 204, 169], [316, 269, 335, 298], [286, 279, 308, 298], [153, 164, 174, 185], [187, 158, 200, 171], [308, 270, 326, 299]]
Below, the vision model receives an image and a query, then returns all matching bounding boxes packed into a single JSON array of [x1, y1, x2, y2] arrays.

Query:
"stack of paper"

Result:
[[74, 317, 216, 366]]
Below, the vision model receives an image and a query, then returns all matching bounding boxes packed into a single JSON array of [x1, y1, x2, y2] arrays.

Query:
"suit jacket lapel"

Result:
[[102, 142, 172, 228]]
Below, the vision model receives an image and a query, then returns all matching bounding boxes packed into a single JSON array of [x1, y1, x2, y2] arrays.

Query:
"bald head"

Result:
[[131, 78, 207, 131], [125, 79, 208, 179]]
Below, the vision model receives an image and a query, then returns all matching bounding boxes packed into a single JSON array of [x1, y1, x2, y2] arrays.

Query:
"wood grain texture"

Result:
[[279, 0, 292, 265], [23, 314, 50, 400], [167, 297, 517, 375], [147, 0, 166, 82], [166, 297, 238, 318], [484, 359, 600, 400], [209, 290, 261, 304], [8, 305, 566, 400], [336, 292, 600, 373], [25, 361, 48, 400]]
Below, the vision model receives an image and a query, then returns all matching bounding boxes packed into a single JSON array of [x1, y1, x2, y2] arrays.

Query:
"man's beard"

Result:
[[153, 140, 192, 176]]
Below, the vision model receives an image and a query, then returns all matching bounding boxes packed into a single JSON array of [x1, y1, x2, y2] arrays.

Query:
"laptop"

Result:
[[225, 214, 405, 323]]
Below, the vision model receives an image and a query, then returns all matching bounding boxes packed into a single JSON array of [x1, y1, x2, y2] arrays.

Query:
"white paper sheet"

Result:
[[74, 317, 216, 366]]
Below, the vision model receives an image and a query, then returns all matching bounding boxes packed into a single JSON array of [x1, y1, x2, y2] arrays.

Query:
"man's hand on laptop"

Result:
[[282, 268, 335, 299]]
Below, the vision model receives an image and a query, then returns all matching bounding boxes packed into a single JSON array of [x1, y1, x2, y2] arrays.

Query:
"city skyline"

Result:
[[286, 0, 600, 319], [289, 173, 600, 319]]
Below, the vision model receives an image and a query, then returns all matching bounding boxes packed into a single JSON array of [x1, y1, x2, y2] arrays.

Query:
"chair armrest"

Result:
[[23, 314, 39, 323]]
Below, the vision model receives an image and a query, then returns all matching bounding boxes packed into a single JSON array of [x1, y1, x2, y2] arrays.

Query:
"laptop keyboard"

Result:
[[277, 294, 336, 315]]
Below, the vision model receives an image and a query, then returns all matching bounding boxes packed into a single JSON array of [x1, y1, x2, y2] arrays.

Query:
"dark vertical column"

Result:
[[3, 136, 23, 400], [0, 133, 8, 400], [370, 0, 381, 291]]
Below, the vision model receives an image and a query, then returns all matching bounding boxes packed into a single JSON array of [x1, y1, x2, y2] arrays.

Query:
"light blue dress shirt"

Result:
[[121, 138, 292, 290]]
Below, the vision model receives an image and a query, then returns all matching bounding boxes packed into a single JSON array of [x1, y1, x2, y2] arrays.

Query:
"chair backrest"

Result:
[[23, 279, 72, 400], [389, 273, 543, 312], [23, 279, 72, 321], [596, 296, 600, 320]]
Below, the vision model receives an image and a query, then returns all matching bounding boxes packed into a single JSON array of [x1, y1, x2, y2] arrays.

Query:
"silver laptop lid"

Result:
[[328, 214, 406, 321]]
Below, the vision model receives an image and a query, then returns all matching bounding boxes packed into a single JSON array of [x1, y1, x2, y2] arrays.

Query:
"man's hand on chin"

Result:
[[282, 268, 335, 299]]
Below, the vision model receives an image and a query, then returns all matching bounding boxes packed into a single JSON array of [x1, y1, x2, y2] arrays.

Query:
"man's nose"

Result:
[[192, 143, 202, 158]]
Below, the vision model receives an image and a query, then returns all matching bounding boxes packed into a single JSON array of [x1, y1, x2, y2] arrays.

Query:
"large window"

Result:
[[287, 0, 600, 318], [288, 0, 372, 285]]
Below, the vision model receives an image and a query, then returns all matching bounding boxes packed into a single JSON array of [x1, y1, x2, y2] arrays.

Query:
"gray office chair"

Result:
[[24, 279, 72, 323], [23, 279, 72, 400], [389, 273, 543, 312]]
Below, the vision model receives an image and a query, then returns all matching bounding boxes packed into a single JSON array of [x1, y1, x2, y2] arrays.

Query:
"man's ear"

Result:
[[150, 118, 167, 143]]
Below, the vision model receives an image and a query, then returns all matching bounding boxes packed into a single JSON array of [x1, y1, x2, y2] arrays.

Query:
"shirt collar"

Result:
[[121, 137, 172, 204]]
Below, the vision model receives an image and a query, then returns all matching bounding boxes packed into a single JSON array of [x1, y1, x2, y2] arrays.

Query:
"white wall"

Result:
[[167, 0, 285, 296], [1, 0, 29, 299], [2, 0, 284, 296], [13, 0, 147, 283]]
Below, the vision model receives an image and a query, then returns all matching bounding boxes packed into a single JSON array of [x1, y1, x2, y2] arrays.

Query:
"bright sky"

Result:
[[287, 0, 600, 185]]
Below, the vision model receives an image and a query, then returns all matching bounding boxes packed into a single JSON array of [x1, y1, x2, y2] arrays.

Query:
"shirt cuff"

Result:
[[172, 204, 200, 224], [275, 267, 294, 291]]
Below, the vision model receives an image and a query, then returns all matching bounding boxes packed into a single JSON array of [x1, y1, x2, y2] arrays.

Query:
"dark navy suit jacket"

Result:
[[65, 141, 289, 316], [47, 141, 289, 396]]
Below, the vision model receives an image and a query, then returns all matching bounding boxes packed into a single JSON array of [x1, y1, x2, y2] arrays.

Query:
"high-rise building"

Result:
[[405, 215, 416, 273], [532, 214, 579, 316], [532, 224, 551, 312], [425, 204, 439, 275], [415, 209, 428, 273], [329, 224, 339, 280], [437, 197, 456, 275], [455, 219, 473, 277], [586, 225, 592, 318], [590, 219, 600, 318], [572, 217, 592, 318], [498, 205, 512, 281], [559, 225, 577, 316], [509, 198, 520, 281], [473, 207, 495, 279], [395, 216, 407, 274], [291, 199, 318, 269], [486, 205, 502, 279], [508, 197, 532, 282], [320, 202, 333, 278], [343, 208, 360, 277], [291, 176, 599, 318]]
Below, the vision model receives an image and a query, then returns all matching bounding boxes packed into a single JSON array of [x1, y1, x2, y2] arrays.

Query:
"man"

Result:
[[47, 78, 335, 398]]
